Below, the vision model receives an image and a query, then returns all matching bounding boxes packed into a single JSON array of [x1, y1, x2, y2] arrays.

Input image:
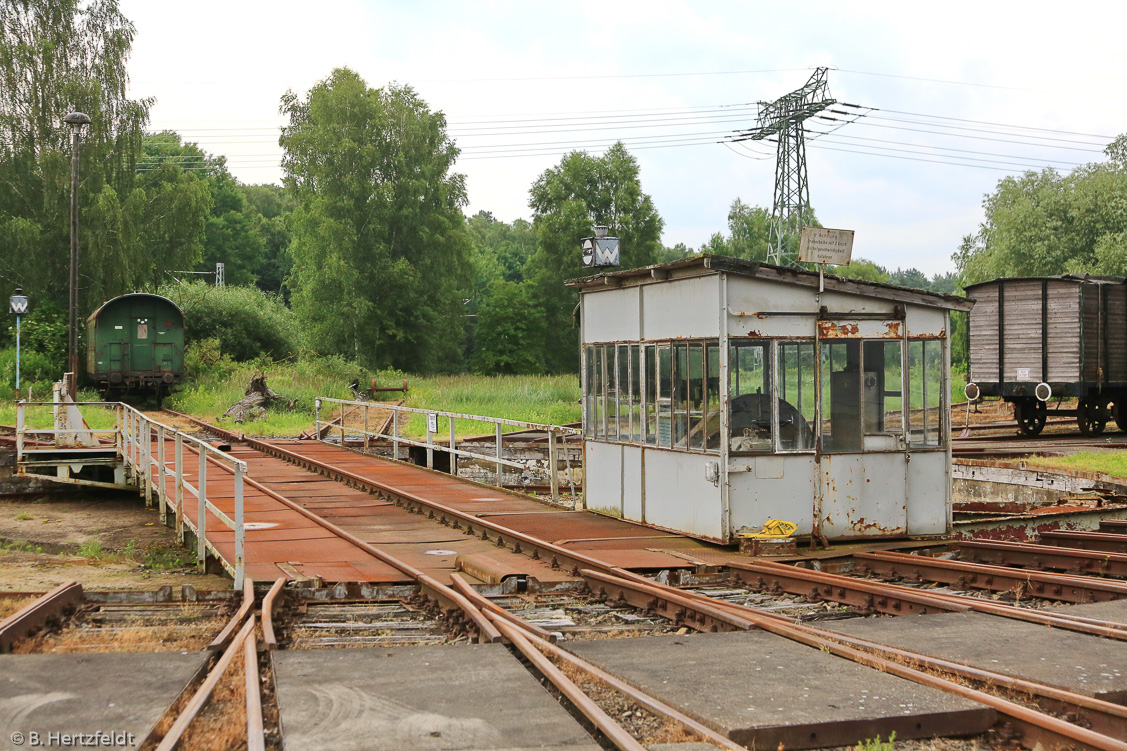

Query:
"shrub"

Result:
[[157, 281, 304, 361]]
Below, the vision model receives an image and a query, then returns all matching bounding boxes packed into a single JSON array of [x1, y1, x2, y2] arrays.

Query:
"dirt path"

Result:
[[0, 491, 230, 592]]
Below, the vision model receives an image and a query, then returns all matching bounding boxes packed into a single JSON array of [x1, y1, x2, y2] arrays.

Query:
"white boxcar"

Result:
[[567, 254, 973, 544]]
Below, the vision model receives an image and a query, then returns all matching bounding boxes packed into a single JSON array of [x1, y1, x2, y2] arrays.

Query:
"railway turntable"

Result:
[[567, 254, 973, 545]]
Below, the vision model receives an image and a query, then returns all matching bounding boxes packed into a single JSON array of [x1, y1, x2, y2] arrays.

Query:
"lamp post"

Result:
[[9, 288, 28, 401], [63, 111, 91, 399]]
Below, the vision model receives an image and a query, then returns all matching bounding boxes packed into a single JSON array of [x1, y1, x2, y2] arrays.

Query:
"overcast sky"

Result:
[[120, 0, 1127, 276]]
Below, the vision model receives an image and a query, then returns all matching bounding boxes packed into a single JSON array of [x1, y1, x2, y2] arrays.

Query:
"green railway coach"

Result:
[[85, 293, 185, 403]]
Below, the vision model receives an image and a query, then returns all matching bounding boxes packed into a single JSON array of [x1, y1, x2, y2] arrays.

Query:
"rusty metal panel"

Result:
[[622, 444, 643, 522], [643, 448, 723, 540], [816, 319, 903, 339], [582, 286, 641, 343], [821, 453, 908, 538], [727, 455, 815, 536], [907, 451, 949, 535], [640, 275, 719, 340], [905, 305, 946, 337], [585, 440, 623, 518]]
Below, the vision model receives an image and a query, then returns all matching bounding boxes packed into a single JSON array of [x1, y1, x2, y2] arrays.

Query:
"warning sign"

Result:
[[798, 227, 854, 266]]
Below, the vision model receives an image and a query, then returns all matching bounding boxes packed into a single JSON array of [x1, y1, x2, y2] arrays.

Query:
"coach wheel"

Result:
[[1077, 396, 1108, 437], [1015, 399, 1046, 436]]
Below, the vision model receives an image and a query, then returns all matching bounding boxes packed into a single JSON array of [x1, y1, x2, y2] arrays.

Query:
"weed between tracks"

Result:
[[0, 595, 33, 618], [13, 604, 226, 653]]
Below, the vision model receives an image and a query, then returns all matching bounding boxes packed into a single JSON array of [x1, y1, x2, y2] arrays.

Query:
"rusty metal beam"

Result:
[[1099, 519, 1127, 534], [156, 616, 257, 751], [261, 578, 286, 651], [957, 539, 1127, 579], [0, 581, 83, 653], [855, 550, 1127, 603], [725, 559, 969, 616], [1041, 530, 1127, 554], [208, 577, 255, 651], [489, 616, 648, 751], [244, 623, 265, 751], [739, 554, 1127, 635], [577, 569, 1127, 751]]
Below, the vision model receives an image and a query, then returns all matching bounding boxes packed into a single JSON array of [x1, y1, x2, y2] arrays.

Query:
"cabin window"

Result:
[[672, 343, 689, 448], [729, 340, 772, 453], [909, 339, 944, 447], [606, 345, 619, 441], [706, 343, 722, 450], [644, 344, 658, 445], [820, 341, 863, 452], [629, 344, 642, 442], [777, 341, 816, 450], [863, 340, 904, 435], [657, 344, 672, 447]]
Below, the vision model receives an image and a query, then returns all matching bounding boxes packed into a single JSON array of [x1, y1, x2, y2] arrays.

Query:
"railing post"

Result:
[[548, 429, 558, 504], [233, 461, 244, 591], [157, 425, 167, 524], [340, 403, 346, 447], [315, 398, 321, 442], [197, 444, 207, 572], [393, 409, 399, 461], [363, 403, 370, 453], [175, 433, 184, 541], [495, 422, 503, 487], [143, 420, 153, 505], [449, 416, 457, 477], [115, 405, 123, 457], [15, 402, 23, 461], [426, 414, 434, 470]]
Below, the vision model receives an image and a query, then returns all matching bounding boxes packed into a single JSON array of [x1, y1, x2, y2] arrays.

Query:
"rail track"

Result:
[[4, 411, 1127, 748], [155, 411, 1127, 747]]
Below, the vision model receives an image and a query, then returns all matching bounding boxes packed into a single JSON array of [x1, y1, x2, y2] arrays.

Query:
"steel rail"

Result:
[[208, 577, 255, 650], [261, 578, 286, 651], [178, 437, 503, 644], [244, 621, 265, 751], [957, 539, 1127, 578], [0, 581, 83, 653], [697, 586, 1127, 743], [1042, 530, 1127, 553], [1102, 519, 1127, 533], [487, 615, 648, 751], [729, 558, 1127, 640], [155, 616, 257, 751], [159, 412, 1127, 748], [855, 549, 1127, 602], [726, 558, 971, 616], [449, 574, 745, 750], [584, 568, 1127, 751]]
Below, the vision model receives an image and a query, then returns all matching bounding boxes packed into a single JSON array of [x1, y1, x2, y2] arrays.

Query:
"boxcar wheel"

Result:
[[1015, 400, 1046, 436], [1115, 401, 1127, 433], [1078, 397, 1108, 437]]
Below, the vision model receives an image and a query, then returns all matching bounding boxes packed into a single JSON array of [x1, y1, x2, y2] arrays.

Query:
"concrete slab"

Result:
[[568, 631, 993, 750], [826, 612, 1127, 703], [273, 644, 601, 751], [0, 652, 208, 751], [1050, 597, 1127, 624]]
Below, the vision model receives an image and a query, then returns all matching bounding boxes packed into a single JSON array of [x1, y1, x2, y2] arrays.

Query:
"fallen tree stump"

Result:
[[224, 374, 284, 423]]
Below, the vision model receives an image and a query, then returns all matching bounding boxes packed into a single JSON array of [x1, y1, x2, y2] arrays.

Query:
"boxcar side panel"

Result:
[[1001, 281, 1044, 382], [1109, 284, 1127, 382], [1046, 283, 1081, 382], [968, 284, 998, 383], [1081, 284, 1101, 383]]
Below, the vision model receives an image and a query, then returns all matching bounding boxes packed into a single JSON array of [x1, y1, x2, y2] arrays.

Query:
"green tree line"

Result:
[[6, 0, 1125, 389]]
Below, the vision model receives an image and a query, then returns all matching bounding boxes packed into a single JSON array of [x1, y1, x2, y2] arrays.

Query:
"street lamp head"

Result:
[[62, 111, 91, 135]]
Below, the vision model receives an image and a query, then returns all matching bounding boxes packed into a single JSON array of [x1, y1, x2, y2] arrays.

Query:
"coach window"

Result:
[[909, 340, 944, 447], [729, 340, 772, 453]]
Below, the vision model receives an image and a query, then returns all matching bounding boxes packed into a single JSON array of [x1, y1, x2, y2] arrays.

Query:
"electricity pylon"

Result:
[[735, 68, 835, 267]]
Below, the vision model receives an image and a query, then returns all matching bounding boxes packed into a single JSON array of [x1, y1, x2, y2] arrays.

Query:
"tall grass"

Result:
[[166, 358, 582, 438]]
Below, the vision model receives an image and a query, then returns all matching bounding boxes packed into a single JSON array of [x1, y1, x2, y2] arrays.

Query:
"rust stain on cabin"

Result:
[[817, 321, 859, 338]]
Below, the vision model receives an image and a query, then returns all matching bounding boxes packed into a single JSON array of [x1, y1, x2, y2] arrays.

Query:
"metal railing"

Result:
[[15, 401, 246, 589], [315, 397, 582, 506]]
